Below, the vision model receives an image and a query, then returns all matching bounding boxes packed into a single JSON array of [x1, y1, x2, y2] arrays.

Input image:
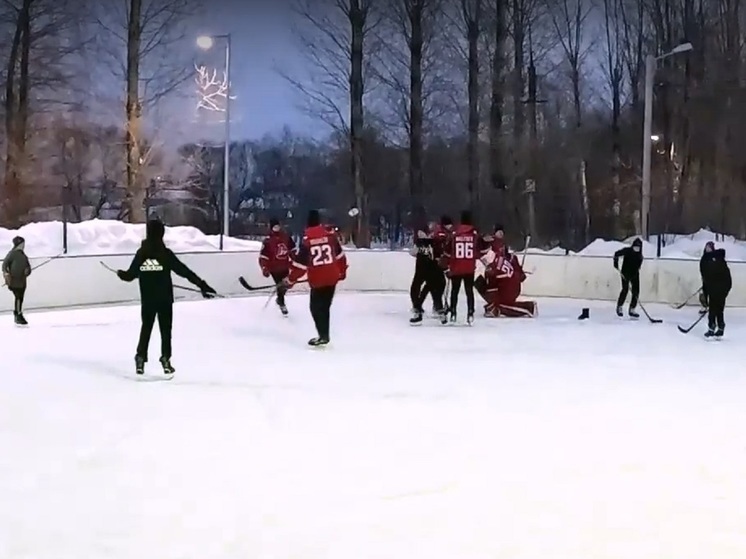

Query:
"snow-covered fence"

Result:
[[1, 250, 744, 313]]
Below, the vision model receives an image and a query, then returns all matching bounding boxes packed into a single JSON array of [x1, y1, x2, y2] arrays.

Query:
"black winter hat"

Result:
[[632, 237, 642, 246], [494, 223, 504, 233], [146, 219, 165, 241], [307, 209, 321, 227], [440, 214, 452, 226], [12, 236, 24, 247], [269, 217, 280, 228]]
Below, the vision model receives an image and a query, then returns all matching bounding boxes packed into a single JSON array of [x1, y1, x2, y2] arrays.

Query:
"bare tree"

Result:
[[600, 0, 625, 236], [1, 0, 89, 225], [372, 0, 446, 213], [93, 0, 201, 222], [462, 0, 481, 215], [282, 0, 381, 246]]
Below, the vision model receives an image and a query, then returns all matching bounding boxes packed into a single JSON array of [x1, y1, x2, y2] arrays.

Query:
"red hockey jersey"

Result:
[[259, 231, 296, 274], [445, 224, 487, 276], [289, 225, 347, 288]]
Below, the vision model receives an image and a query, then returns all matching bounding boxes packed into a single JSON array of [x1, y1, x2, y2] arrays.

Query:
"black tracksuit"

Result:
[[700, 248, 731, 332], [410, 230, 446, 313], [613, 241, 643, 309], [118, 235, 212, 362]]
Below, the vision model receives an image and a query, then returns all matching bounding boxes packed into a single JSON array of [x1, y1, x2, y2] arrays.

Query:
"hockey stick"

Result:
[[520, 235, 531, 267], [672, 287, 702, 310], [238, 275, 306, 291], [677, 311, 706, 334], [615, 269, 662, 323], [2, 252, 63, 288], [100, 261, 223, 297]]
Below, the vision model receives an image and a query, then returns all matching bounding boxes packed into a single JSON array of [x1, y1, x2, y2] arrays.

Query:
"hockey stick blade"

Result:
[[677, 312, 706, 334], [239, 276, 275, 291]]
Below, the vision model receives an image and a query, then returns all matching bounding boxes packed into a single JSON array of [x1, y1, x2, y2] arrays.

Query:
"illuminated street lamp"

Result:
[[196, 33, 232, 249]]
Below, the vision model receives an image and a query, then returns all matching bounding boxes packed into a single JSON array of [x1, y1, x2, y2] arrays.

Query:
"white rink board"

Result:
[[1, 250, 743, 312]]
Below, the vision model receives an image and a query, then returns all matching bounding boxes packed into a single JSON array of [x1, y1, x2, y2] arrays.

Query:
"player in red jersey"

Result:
[[443, 210, 488, 324], [475, 249, 536, 317], [285, 209, 348, 346], [259, 217, 296, 315]]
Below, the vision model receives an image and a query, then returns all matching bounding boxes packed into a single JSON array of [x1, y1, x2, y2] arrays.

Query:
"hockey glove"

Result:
[[282, 276, 293, 288], [261, 268, 270, 278], [116, 269, 126, 280], [199, 281, 217, 299]]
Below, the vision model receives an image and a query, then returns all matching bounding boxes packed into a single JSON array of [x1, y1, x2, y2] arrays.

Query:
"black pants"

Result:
[[617, 273, 639, 308], [310, 285, 336, 339], [450, 273, 475, 315], [10, 287, 25, 314], [707, 291, 727, 330], [136, 302, 173, 361], [271, 270, 289, 306], [413, 268, 446, 313]]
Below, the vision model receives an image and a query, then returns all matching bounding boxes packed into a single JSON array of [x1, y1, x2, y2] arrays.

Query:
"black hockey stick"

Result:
[[677, 311, 706, 334], [615, 269, 662, 324], [672, 287, 702, 310], [100, 261, 223, 297], [238, 276, 306, 291]]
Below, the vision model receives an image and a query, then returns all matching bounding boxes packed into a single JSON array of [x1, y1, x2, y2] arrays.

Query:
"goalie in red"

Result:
[[475, 248, 537, 317]]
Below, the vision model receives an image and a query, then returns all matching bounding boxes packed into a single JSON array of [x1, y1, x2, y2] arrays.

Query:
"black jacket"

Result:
[[700, 248, 731, 298], [613, 244, 643, 277], [412, 228, 437, 270], [119, 240, 206, 305]]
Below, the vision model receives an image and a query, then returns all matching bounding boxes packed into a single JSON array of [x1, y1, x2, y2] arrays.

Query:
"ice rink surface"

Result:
[[1, 292, 745, 559]]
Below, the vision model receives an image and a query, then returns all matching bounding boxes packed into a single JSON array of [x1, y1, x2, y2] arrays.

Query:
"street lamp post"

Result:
[[641, 42, 692, 240], [197, 33, 232, 250]]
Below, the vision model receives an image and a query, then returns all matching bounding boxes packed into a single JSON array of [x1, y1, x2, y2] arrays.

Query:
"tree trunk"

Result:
[[511, 0, 525, 232], [2, 0, 31, 226], [125, 0, 145, 223], [408, 0, 424, 213], [611, 76, 621, 237], [489, 0, 506, 219], [466, 0, 481, 218], [349, 0, 369, 246]]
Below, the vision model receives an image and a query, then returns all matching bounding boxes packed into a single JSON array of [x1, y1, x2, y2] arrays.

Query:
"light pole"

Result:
[[197, 33, 232, 249], [641, 41, 692, 240]]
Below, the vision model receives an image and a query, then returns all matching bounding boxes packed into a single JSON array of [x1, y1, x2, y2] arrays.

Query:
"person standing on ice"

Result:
[[283, 209, 347, 347], [613, 237, 643, 318], [259, 217, 296, 316], [116, 219, 217, 375], [699, 241, 731, 338], [2, 236, 31, 325]]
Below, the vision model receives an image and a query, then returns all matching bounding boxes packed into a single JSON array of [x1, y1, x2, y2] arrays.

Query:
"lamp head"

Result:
[[196, 35, 214, 50]]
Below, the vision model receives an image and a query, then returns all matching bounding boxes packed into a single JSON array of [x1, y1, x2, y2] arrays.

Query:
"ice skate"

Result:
[[308, 337, 330, 347], [135, 355, 145, 375], [628, 307, 639, 319], [160, 357, 175, 375]]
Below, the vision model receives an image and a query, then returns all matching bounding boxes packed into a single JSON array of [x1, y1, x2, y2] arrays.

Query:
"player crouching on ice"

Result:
[[474, 248, 536, 318]]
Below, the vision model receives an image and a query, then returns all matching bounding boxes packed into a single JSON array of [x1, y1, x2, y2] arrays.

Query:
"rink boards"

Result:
[[0, 249, 740, 312]]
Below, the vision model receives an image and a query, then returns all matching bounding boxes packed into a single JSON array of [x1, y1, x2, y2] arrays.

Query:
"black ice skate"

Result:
[[160, 357, 175, 375], [616, 306, 623, 317], [715, 327, 724, 338], [135, 355, 145, 375], [705, 328, 716, 338], [14, 312, 27, 325], [308, 337, 329, 347], [409, 310, 423, 325], [449, 311, 457, 323], [628, 307, 640, 319], [278, 304, 288, 316]]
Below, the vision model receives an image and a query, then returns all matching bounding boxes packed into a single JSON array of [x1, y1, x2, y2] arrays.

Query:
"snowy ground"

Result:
[[2, 293, 745, 559]]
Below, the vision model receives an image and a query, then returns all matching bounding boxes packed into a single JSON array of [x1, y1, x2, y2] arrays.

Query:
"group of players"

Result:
[[612, 235, 732, 337], [2, 209, 734, 376], [407, 211, 536, 324]]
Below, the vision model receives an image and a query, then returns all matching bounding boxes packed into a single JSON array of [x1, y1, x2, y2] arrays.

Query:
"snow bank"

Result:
[[575, 229, 746, 261], [0, 220, 261, 257]]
